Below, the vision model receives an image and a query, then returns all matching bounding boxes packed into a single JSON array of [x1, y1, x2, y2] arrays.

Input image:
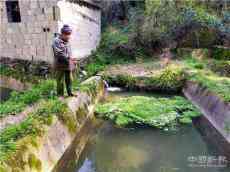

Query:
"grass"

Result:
[[181, 56, 230, 102], [0, 75, 103, 167], [0, 80, 56, 118], [103, 64, 187, 92], [144, 65, 187, 91], [0, 99, 68, 162], [95, 96, 201, 128], [0, 76, 102, 164], [208, 60, 230, 77], [101, 53, 230, 102], [189, 71, 230, 102]]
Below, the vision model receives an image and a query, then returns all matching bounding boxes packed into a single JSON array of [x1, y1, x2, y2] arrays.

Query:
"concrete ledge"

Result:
[[183, 81, 230, 144], [0, 76, 105, 172]]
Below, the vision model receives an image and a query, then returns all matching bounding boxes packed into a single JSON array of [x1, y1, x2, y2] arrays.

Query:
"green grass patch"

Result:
[[0, 99, 69, 162], [180, 56, 230, 102], [189, 71, 230, 102], [0, 80, 56, 118]]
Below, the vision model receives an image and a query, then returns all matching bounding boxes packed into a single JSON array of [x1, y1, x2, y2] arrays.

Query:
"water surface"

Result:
[[73, 90, 229, 172]]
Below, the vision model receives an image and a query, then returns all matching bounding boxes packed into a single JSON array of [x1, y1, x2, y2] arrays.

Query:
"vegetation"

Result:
[[0, 76, 102, 166], [96, 96, 200, 128], [211, 47, 230, 60], [103, 64, 187, 92], [140, 0, 229, 48], [0, 1, 229, 169], [0, 80, 56, 118], [84, 25, 148, 77], [144, 65, 186, 91], [0, 99, 69, 162], [208, 60, 230, 77], [189, 71, 230, 102], [0, 64, 46, 83], [181, 56, 230, 102]]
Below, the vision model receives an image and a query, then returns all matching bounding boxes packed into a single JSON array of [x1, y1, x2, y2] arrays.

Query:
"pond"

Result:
[[74, 122, 230, 172], [0, 87, 13, 102], [72, 90, 230, 172]]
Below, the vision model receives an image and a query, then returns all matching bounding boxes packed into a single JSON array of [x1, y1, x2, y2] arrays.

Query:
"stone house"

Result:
[[0, 0, 101, 63]]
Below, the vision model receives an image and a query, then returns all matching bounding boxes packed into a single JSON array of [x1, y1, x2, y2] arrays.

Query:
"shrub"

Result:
[[211, 47, 230, 60], [144, 65, 186, 92]]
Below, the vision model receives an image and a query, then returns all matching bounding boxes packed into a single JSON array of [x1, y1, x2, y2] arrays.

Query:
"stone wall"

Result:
[[0, 0, 101, 63]]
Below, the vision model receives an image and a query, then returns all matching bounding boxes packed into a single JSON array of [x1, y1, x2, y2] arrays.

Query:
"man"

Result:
[[52, 25, 77, 99]]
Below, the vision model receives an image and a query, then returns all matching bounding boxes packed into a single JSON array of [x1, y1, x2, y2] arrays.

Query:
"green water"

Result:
[[74, 91, 229, 172]]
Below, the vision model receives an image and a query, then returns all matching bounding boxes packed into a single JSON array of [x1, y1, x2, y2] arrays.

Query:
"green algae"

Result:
[[28, 153, 42, 171], [0, 99, 69, 162], [0, 136, 42, 172], [95, 96, 201, 128]]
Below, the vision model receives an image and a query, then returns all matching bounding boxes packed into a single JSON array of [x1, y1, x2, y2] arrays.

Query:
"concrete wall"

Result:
[[0, 76, 106, 172], [0, 0, 59, 63], [57, 0, 101, 59], [183, 81, 230, 144], [0, 0, 101, 63]]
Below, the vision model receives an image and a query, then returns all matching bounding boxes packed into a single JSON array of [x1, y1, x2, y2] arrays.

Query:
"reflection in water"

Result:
[[75, 122, 229, 172], [0, 87, 13, 102], [78, 158, 95, 172]]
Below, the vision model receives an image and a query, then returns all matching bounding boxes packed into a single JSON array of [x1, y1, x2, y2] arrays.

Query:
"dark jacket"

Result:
[[52, 36, 72, 71]]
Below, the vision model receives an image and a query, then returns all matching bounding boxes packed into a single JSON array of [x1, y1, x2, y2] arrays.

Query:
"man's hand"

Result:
[[70, 58, 78, 65]]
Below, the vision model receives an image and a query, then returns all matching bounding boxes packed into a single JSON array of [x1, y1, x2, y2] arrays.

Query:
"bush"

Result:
[[155, 66, 186, 90], [144, 65, 187, 91], [211, 47, 230, 60]]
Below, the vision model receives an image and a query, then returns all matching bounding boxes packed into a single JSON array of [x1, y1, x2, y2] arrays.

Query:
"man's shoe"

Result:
[[68, 93, 78, 97]]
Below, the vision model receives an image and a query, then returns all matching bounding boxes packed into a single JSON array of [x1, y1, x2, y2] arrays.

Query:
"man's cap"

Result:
[[61, 24, 72, 34]]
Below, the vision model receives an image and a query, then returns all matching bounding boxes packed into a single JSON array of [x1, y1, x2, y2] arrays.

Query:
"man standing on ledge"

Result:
[[52, 24, 77, 99]]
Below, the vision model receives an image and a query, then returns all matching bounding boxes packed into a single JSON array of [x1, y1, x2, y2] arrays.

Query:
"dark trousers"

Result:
[[56, 70, 72, 96]]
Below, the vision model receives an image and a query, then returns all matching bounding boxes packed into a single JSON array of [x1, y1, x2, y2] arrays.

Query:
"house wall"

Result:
[[57, 0, 101, 59], [0, 0, 59, 63], [0, 0, 101, 63]]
